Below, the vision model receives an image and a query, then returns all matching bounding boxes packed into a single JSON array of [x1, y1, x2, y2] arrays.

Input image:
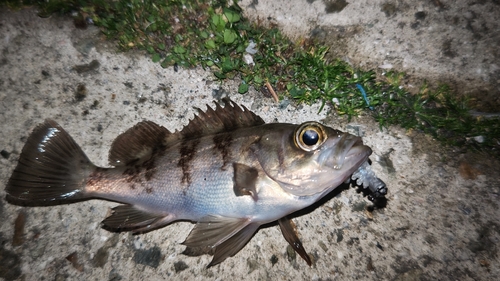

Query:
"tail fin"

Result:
[[5, 119, 95, 206]]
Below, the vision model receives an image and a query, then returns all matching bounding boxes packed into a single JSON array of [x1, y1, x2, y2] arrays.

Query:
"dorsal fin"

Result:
[[108, 99, 264, 166], [178, 98, 265, 140], [109, 121, 171, 166]]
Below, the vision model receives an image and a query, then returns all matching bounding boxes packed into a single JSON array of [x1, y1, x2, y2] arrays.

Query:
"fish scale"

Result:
[[4, 98, 383, 267]]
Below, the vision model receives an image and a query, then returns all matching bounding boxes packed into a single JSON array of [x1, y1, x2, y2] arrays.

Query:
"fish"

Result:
[[5, 98, 374, 267]]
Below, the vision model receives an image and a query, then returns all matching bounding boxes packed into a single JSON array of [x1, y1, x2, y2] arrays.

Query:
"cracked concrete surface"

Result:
[[241, 0, 500, 112], [1, 3, 499, 281]]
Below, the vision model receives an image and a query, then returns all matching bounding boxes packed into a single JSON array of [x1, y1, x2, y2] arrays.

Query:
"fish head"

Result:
[[257, 121, 372, 197]]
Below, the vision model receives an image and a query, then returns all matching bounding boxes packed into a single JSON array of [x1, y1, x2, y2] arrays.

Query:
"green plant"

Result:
[[2, 0, 498, 152]]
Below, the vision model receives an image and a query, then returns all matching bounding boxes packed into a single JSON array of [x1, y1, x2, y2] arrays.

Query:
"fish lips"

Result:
[[342, 137, 372, 167], [312, 135, 372, 191], [321, 134, 372, 171]]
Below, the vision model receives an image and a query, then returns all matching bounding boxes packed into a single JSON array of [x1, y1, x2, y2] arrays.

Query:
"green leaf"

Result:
[[238, 83, 249, 94], [200, 31, 209, 39], [238, 83, 248, 94], [205, 40, 216, 49], [211, 14, 226, 31], [224, 8, 241, 23], [223, 29, 237, 44], [160, 58, 171, 68], [289, 86, 306, 98], [220, 57, 235, 72], [214, 71, 226, 79], [158, 43, 165, 50], [173, 45, 186, 54], [236, 44, 245, 53], [152, 53, 161, 63]]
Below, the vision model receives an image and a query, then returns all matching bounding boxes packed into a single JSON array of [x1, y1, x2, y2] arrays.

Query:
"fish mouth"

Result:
[[344, 138, 371, 165], [327, 134, 371, 171]]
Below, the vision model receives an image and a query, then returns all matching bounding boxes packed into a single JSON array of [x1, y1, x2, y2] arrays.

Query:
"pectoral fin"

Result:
[[101, 205, 175, 234], [278, 217, 312, 266], [182, 215, 259, 266], [233, 163, 259, 201]]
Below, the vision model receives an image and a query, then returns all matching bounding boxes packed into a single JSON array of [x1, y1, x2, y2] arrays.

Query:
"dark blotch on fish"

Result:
[[123, 167, 140, 183], [213, 134, 233, 170], [87, 168, 106, 188], [178, 139, 200, 186], [121, 152, 163, 183], [142, 153, 161, 181]]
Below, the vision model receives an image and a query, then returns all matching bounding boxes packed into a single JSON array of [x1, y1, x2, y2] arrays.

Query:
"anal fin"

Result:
[[209, 223, 259, 267], [101, 205, 174, 234], [278, 217, 312, 266], [182, 215, 259, 266]]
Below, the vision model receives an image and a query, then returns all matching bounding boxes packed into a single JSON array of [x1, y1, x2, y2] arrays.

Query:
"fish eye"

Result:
[[302, 129, 319, 146], [295, 122, 327, 152]]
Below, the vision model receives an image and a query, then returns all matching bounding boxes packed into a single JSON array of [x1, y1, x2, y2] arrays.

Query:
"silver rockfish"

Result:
[[5, 98, 373, 266]]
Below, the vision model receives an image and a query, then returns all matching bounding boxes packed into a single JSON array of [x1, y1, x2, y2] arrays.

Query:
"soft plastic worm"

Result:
[[351, 161, 387, 201]]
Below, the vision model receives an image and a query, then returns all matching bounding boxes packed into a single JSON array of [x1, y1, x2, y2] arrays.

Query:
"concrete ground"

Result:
[[0, 2, 499, 281], [241, 0, 500, 112]]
